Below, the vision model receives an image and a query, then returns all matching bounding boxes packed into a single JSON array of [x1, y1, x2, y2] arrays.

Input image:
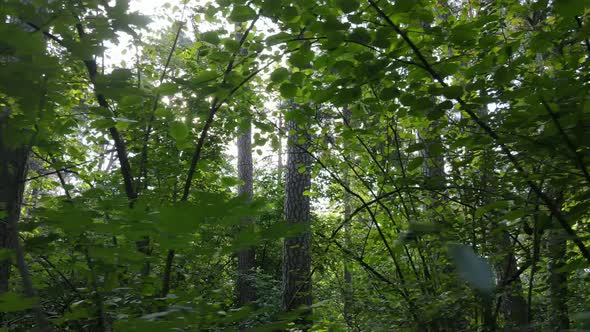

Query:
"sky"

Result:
[[103, 0, 282, 171], [104, 0, 187, 66]]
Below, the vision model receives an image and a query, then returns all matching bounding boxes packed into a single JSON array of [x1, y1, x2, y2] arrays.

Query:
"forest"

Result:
[[1, 0, 590, 331]]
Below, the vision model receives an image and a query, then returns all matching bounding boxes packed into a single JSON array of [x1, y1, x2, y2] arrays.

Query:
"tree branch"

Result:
[[137, 21, 184, 193], [368, 0, 590, 264]]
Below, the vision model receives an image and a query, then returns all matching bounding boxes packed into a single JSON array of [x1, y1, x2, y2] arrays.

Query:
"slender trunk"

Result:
[[0, 109, 52, 331], [0, 130, 23, 293], [233, 22, 257, 308], [341, 107, 354, 329], [161, 249, 175, 298], [278, 113, 284, 172], [236, 117, 256, 306], [482, 298, 495, 332], [282, 116, 312, 327], [547, 193, 569, 331], [494, 230, 528, 330], [420, 123, 454, 331]]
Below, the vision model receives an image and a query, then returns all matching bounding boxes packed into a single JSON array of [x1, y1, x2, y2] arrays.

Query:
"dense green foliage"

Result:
[[1, 0, 590, 330]]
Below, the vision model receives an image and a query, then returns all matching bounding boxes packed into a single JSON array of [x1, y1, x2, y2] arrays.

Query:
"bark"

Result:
[[547, 195, 569, 331], [419, 124, 445, 194], [236, 117, 256, 306], [282, 117, 312, 326], [278, 113, 284, 171], [420, 123, 456, 331], [495, 231, 528, 330], [341, 107, 354, 329], [0, 109, 52, 331], [0, 110, 27, 293]]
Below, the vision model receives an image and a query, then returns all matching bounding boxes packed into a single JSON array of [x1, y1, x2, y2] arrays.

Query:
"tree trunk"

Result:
[[341, 107, 354, 329], [236, 117, 256, 306], [282, 116, 312, 326], [0, 109, 52, 331], [547, 194, 569, 331], [278, 113, 284, 172], [0, 110, 28, 293], [495, 230, 528, 330]]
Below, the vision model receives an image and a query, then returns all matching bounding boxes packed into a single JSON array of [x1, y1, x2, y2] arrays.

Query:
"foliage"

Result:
[[1, 0, 590, 331]]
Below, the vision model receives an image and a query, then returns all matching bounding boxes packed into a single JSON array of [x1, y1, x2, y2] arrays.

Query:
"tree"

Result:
[[282, 104, 313, 324], [2, 0, 590, 330]]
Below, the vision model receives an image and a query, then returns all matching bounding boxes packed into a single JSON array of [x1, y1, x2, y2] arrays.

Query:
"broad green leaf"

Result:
[[441, 86, 464, 99], [407, 157, 424, 171], [379, 87, 400, 101], [169, 121, 189, 141], [191, 71, 219, 86], [475, 200, 511, 218], [406, 143, 425, 153], [229, 5, 257, 22], [280, 83, 297, 98], [349, 27, 372, 44], [271, 68, 290, 83], [337, 0, 360, 13], [222, 38, 240, 53], [158, 82, 179, 95], [554, 0, 590, 17], [201, 31, 220, 45]]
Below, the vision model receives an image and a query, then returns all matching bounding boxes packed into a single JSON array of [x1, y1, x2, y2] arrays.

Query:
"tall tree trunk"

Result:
[[342, 107, 354, 329], [278, 113, 284, 172], [282, 116, 312, 327], [236, 116, 256, 306], [475, 105, 528, 331], [547, 193, 569, 331], [495, 230, 528, 330], [0, 110, 28, 293], [0, 109, 52, 331], [234, 21, 257, 308], [420, 123, 454, 332]]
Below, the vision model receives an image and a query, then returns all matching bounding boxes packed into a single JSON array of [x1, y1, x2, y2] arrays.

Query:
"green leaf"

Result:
[[265, 32, 293, 46], [349, 27, 372, 44], [201, 31, 220, 45], [158, 82, 179, 95], [475, 200, 511, 218], [337, 0, 360, 13], [92, 117, 115, 129], [334, 87, 361, 105], [394, 0, 417, 12], [291, 72, 305, 85], [270, 68, 290, 83], [289, 50, 314, 68], [438, 100, 454, 110], [169, 121, 189, 141], [297, 165, 307, 174], [555, 0, 590, 17], [379, 87, 400, 101], [406, 143, 425, 153], [448, 244, 495, 295], [441, 86, 464, 99], [223, 38, 240, 53], [191, 71, 219, 86], [280, 83, 297, 98], [229, 5, 257, 22], [407, 157, 424, 171]]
